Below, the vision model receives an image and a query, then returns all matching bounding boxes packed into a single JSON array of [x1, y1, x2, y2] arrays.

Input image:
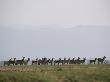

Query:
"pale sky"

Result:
[[0, 0, 110, 27], [0, 0, 110, 60]]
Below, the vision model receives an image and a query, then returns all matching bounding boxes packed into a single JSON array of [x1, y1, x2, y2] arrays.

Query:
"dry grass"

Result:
[[0, 64, 110, 82]]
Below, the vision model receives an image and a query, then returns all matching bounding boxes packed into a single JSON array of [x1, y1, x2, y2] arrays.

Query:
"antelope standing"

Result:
[[69, 58, 75, 64], [24, 58, 30, 65], [80, 57, 86, 64], [32, 58, 38, 65], [54, 58, 62, 65], [15, 57, 25, 65], [90, 58, 97, 64], [48, 58, 54, 65], [8, 58, 16, 66], [74, 57, 80, 64], [98, 56, 106, 64]]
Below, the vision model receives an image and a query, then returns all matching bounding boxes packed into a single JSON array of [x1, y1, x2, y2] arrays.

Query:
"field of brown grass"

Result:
[[0, 64, 110, 82]]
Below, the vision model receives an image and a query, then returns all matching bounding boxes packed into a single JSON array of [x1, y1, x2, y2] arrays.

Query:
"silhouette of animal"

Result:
[[8, 58, 16, 66], [80, 58, 86, 64], [98, 56, 106, 64], [42, 57, 48, 65], [74, 57, 80, 64], [46, 58, 51, 65], [15, 57, 25, 65], [48, 58, 54, 65], [24, 58, 30, 65], [63, 57, 70, 64], [38, 58, 43, 65], [69, 58, 75, 64], [32, 58, 38, 65], [54, 58, 62, 65], [90, 58, 97, 64]]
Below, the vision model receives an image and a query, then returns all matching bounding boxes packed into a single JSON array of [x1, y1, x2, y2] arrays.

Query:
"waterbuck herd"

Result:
[[3, 56, 106, 66]]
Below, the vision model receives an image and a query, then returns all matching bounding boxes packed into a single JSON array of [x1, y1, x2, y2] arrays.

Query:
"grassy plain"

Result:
[[0, 64, 110, 82]]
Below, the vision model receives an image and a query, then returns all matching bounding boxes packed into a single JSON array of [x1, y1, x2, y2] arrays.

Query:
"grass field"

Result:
[[0, 64, 110, 82]]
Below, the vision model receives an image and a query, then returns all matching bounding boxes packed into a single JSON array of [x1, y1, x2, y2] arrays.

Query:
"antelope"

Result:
[[54, 58, 62, 65], [90, 58, 97, 64], [98, 56, 106, 64], [32, 58, 38, 65], [69, 58, 75, 64], [38, 59, 42, 65], [74, 57, 80, 64], [24, 58, 30, 65], [42, 57, 48, 65], [8, 58, 16, 66], [45, 58, 51, 65], [15, 57, 25, 65], [48, 58, 54, 65], [80, 57, 86, 64], [63, 57, 70, 64]]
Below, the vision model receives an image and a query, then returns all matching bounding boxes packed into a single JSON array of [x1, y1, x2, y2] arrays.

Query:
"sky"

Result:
[[0, 0, 110, 60], [0, 0, 110, 26]]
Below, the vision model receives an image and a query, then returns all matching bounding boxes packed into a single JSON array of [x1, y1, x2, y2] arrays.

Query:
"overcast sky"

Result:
[[0, 0, 110, 60], [0, 0, 110, 27]]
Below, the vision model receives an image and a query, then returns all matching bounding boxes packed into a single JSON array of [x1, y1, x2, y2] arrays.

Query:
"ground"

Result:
[[0, 64, 110, 82]]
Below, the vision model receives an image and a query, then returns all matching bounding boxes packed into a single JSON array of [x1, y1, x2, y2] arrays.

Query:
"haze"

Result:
[[0, 0, 110, 60]]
